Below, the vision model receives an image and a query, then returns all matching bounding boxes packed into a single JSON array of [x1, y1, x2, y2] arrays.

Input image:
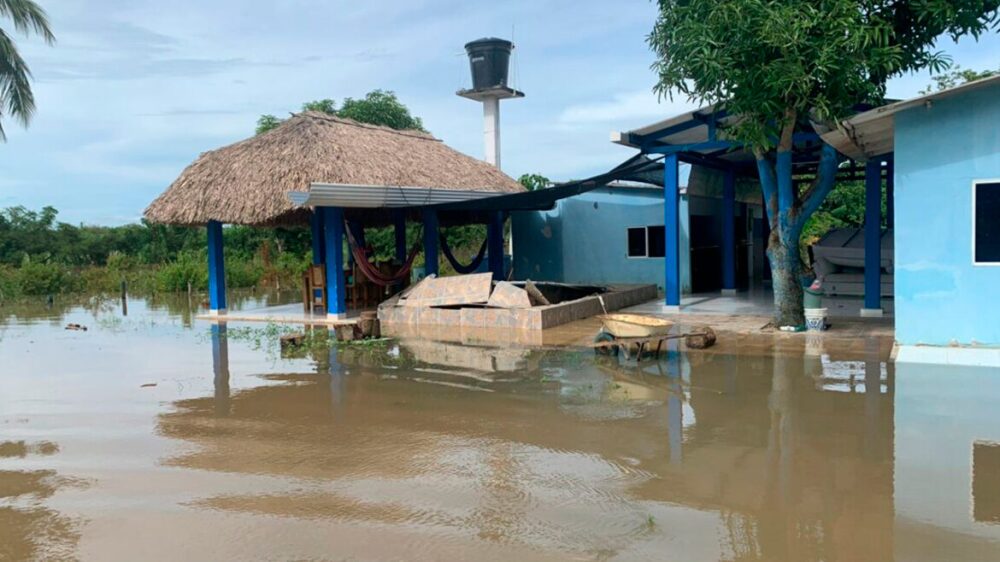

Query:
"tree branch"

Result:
[[797, 143, 842, 224], [754, 149, 778, 230]]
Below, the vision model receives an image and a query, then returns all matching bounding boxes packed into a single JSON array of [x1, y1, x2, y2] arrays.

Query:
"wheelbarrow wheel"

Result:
[[593, 331, 619, 356]]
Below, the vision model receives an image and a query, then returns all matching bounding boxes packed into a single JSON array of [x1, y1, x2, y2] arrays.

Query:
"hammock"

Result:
[[344, 222, 420, 287], [439, 233, 488, 274]]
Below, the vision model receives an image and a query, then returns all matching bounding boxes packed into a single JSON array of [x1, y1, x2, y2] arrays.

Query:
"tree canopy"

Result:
[[649, 0, 999, 151], [255, 90, 425, 135], [0, 0, 55, 141]]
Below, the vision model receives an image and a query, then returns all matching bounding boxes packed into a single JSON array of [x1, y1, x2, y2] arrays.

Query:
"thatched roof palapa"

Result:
[[144, 112, 524, 227]]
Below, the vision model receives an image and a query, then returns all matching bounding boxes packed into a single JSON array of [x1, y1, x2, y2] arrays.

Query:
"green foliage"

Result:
[[255, 114, 282, 135], [0, 0, 55, 140], [649, 0, 999, 151], [518, 173, 550, 191], [338, 90, 425, 131], [14, 258, 79, 295], [255, 90, 426, 134], [155, 251, 208, 292], [301, 99, 336, 114], [920, 65, 1000, 93]]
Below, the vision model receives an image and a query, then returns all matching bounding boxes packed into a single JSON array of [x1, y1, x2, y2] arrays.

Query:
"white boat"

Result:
[[599, 314, 673, 338]]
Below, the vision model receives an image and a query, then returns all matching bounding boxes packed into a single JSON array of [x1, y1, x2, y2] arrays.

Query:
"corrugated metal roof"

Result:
[[288, 183, 501, 208], [821, 74, 1000, 161]]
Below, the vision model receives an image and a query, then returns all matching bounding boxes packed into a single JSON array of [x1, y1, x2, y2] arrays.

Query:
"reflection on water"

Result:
[[1, 295, 999, 560]]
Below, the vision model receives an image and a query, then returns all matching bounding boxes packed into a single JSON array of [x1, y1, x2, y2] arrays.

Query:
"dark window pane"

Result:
[[975, 182, 1000, 264], [627, 227, 647, 257], [647, 225, 666, 258]]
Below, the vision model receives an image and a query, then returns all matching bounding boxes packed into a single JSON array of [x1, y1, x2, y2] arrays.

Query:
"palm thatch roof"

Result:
[[144, 111, 524, 227]]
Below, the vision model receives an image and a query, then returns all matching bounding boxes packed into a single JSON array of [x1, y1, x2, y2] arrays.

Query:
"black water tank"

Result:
[[465, 38, 513, 91]]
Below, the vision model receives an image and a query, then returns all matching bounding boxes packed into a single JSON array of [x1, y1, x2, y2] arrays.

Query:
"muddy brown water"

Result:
[[2, 293, 999, 561]]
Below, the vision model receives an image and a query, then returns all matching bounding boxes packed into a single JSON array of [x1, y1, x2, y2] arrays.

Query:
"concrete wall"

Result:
[[512, 187, 677, 289], [894, 83, 1000, 347]]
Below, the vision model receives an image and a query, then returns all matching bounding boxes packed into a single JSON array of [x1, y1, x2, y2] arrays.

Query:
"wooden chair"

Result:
[[302, 265, 326, 313]]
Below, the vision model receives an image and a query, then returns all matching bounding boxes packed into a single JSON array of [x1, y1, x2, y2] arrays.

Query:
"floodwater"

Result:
[[2, 293, 999, 562]]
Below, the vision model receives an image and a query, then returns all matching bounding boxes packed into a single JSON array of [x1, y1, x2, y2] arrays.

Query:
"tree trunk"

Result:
[[767, 230, 804, 327]]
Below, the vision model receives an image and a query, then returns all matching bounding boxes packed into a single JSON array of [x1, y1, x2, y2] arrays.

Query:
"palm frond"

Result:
[[0, 0, 55, 44], [0, 28, 35, 138]]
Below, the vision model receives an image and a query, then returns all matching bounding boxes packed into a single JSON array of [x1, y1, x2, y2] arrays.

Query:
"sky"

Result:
[[1, 0, 998, 226]]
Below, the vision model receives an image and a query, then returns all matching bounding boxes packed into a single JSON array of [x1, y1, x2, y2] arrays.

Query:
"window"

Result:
[[974, 180, 1000, 265], [627, 226, 666, 258], [647, 226, 666, 258], [627, 227, 647, 258]]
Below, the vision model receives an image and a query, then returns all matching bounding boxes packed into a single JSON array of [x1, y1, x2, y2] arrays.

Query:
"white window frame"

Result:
[[626, 225, 666, 259], [972, 179, 1000, 267]]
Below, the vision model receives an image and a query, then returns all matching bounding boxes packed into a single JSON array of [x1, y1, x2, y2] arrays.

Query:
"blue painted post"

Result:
[[487, 211, 505, 280], [863, 159, 882, 316], [206, 220, 227, 313], [423, 209, 439, 277], [393, 210, 407, 264], [722, 168, 737, 293], [323, 207, 346, 316], [310, 210, 325, 265], [886, 159, 895, 230], [664, 153, 681, 308]]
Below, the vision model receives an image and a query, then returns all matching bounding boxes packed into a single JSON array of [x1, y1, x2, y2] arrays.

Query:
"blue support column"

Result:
[[422, 209, 439, 277], [393, 210, 407, 264], [722, 168, 737, 293], [323, 207, 346, 316], [310, 210, 325, 265], [664, 153, 681, 308], [206, 220, 227, 313], [863, 159, 883, 316], [886, 158, 895, 229], [487, 211, 505, 280]]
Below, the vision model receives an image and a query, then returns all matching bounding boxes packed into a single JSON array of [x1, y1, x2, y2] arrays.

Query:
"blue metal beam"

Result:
[[423, 209, 439, 277], [664, 153, 681, 307], [630, 109, 729, 148], [323, 207, 346, 316], [864, 160, 882, 313], [722, 169, 737, 291], [207, 220, 227, 312], [645, 139, 735, 155], [487, 211, 505, 281]]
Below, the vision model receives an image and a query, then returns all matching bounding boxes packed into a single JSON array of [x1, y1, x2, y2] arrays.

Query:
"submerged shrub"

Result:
[[15, 259, 81, 295], [225, 258, 264, 289], [156, 251, 208, 292]]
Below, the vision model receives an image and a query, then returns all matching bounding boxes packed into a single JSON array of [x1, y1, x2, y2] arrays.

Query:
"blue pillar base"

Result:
[[860, 308, 884, 318], [721, 288, 738, 296]]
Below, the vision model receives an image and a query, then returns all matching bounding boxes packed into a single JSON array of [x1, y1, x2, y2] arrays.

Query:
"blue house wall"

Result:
[[512, 187, 676, 289], [894, 82, 1000, 347]]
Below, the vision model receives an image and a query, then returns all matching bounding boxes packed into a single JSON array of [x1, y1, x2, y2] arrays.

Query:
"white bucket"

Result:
[[805, 308, 828, 332]]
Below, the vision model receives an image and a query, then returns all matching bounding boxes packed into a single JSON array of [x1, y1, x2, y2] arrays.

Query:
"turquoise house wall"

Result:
[[894, 83, 1000, 346], [512, 187, 687, 290]]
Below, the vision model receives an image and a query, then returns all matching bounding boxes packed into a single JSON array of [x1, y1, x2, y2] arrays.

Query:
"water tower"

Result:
[[457, 37, 524, 170]]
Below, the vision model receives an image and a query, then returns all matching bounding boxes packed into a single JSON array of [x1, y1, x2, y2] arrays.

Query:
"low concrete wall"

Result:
[[379, 284, 657, 333]]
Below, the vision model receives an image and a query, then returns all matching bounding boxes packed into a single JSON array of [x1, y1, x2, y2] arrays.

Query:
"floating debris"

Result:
[[65, 323, 88, 331]]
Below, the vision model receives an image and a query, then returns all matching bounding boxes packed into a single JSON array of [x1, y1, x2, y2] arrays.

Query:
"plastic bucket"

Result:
[[804, 308, 827, 332]]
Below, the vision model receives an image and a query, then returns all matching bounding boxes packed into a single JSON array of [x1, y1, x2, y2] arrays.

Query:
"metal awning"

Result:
[[288, 183, 504, 208], [820, 74, 1000, 161], [286, 155, 667, 214]]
